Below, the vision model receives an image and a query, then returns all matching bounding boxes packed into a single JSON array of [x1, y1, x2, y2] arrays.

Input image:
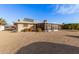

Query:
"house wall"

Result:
[[44, 23, 60, 31], [15, 22, 62, 32], [16, 24, 24, 32], [51, 24, 60, 30], [36, 23, 44, 31], [0, 25, 5, 31], [15, 23, 35, 32], [35, 23, 62, 31]]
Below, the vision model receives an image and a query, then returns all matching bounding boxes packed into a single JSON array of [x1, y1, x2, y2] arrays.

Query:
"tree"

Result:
[[63, 23, 79, 30], [0, 17, 7, 25], [76, 24, 79, 30]]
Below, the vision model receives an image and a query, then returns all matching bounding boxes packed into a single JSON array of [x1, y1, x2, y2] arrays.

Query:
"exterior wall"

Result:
[[15, 23, 35, 32], [0, 25, 5, 31], [15, 23, 62, 32], [51, 24, 59, 30], [36, 23, 44, 31], [16, 24, 24, 32], [32, 24, 37, 31], [35, 23, 62, 32]]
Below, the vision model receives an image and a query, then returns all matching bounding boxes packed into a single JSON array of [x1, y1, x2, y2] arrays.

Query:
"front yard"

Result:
[[0, 30, 79, 53]]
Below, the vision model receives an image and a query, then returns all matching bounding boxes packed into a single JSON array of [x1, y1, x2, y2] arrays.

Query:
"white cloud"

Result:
[[56, 4, 79, 14]]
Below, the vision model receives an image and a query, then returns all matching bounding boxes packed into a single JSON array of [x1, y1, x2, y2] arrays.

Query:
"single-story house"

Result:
[[14, 18, 62, 32]]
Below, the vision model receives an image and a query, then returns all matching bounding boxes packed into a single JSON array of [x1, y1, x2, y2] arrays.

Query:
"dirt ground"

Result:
[[0, 30, 79, 54]]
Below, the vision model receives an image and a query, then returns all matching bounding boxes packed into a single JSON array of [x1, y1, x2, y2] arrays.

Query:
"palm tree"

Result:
[[0, 17, 7, 25]]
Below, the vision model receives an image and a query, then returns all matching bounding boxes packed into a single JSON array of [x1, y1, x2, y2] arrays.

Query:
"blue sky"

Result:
[[0, 4, 79, 24]]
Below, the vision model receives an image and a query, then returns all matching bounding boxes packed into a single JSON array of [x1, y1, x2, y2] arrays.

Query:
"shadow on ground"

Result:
[[66, 35, 79, 38], [16, 42, 79, 54]]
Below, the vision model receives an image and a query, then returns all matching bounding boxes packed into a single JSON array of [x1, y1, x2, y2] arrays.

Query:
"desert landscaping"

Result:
[[0, 30, 79, 53]]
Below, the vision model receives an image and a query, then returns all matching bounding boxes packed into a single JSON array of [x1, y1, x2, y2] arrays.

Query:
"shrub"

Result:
[[21, 29, 32, 32], [37, 28, 42, 32], [21, 29, 28, 32]]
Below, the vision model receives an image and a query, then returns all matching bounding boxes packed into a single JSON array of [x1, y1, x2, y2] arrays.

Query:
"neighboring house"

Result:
[[14, 18, 62, 32], [0, 18, 6, 31], [5, 25, 16, 31], [0, 25, 5, 31]]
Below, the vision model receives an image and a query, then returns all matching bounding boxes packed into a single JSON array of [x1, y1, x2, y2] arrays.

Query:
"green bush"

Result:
[[63, 23, 79, 30], [37, 28, 42, 32], [21, 29, 28, 32], [21, 29, 32, 32]]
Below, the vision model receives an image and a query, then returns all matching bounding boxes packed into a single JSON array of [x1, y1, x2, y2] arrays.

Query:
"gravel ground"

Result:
[[0, 30, 79, 54]]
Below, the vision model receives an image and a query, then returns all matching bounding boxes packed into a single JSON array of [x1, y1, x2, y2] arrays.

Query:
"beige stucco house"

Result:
[[14, 18, 62, 32], [14, 18, 36, 32]]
